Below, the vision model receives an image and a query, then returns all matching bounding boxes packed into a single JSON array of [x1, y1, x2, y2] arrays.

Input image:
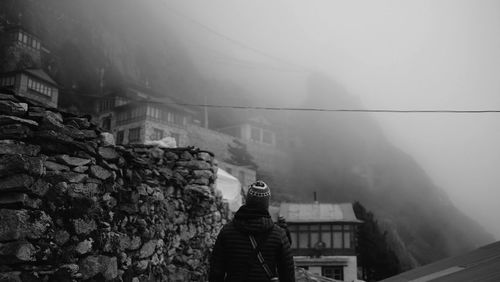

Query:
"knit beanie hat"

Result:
[[246, 181, 271, 210]]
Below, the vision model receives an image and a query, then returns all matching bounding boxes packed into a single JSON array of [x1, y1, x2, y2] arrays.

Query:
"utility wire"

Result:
[[159, 102, 500, 114], [92, 96, 500, 114]]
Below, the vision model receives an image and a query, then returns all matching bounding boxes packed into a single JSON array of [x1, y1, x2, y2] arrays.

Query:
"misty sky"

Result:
[[164, 0, 500, 239]]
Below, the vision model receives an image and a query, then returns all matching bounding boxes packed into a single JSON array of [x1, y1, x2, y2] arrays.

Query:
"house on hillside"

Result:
[[0, 26, 59, 107], [272, 202, 362, 282], [218, 116, 277, 147], [188, 115, 286, 176], [96, 85, 195, 146]]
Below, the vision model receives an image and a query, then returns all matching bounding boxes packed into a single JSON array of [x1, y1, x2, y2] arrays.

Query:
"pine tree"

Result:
[[226, 139, 258, 169], [353, 201, 402, 281]]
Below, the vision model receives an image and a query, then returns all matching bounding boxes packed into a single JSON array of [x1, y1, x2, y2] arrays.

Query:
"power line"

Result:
[[160, 102, 500, 114], [161, 2, 312, 73], [97, 97, 500, 114]]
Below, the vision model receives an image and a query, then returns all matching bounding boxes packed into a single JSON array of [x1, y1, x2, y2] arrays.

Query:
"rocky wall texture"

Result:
[[0, 93, 226, 282]]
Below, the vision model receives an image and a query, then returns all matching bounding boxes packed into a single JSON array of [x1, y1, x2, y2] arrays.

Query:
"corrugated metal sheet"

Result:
[[279, 203, 362, 223], [24, 68, 57, 85], [381, 241, 500, 282]]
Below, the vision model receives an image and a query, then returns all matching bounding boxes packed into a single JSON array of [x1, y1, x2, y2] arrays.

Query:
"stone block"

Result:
[[78, 255, 117, 280], [44, 160, 70, 172], [139, 240, 157, 258], [73, 218, 97, 235], [98, 146, 119, 160], [55, 154, 91, 167], [0, 115, 38, 127], [0, 140, 40, 156], [0, 100, 27, 116], [0, 193, 41, 209], [0, 209, 52, 241], [0, 124, 32, 140], [0, 241, 35, 264], [89, 165, 112, 180], [0, 174, 34, 192]]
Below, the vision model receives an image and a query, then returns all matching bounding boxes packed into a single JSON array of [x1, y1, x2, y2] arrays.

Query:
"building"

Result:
[[0, 26, 59, 107], [0, 26, 42, 73], [381, 241, 500, 282], [274, 202, 362, 282], [218, 116, 277, 147], [96, 85, 195, 146], [0, 68, 59, 108]]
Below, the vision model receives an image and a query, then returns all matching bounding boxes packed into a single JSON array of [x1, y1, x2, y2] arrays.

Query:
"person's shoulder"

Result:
[[219, 220, 237, 234], [272, 223, 288, 237]]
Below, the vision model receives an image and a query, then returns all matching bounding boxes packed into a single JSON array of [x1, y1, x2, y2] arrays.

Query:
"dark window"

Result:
[[250, 127, 261, 142], [173, 113, 183, 125], [102, 116, 111, 131], [116, 130, 124, 144], [171, 132, 180, 145], [151, 128, 164, 140], [322, 266, 343, 280], [129, 127, 141, 143], [262, 130, 273, 144]]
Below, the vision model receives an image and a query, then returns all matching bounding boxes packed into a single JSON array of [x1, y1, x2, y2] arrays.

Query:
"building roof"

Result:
[[1, 69, 58, 86], [279, 203, 362, 223], [381, 241, 500, 282], [104, 85, 195, 114], [24, 69, 58, 86]]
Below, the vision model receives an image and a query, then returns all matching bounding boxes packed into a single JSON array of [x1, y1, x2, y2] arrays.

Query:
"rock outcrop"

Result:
[[0, 93, 226, 281]]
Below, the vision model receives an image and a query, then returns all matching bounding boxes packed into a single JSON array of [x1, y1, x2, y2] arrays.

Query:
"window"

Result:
[[151, 128, 164, 141], [321, 226, 332, 248], [0, 76, 15, 87], [322, 266, 343, 280], [262, 130, 273, 144], [173, 113, 183, 125], [171, 133, 180, 145], [333, 231, 343, 249], [116, 130, 124, 144], [147, 106, 161, 120], [129, 127, 141, 142], [102, 116, 111, 131], [298, 232, 308, 248], [238, 171, 245, 185], [27, 78, 52, 97], [344, 231, 351, 249], [250, 127, 261, 142]]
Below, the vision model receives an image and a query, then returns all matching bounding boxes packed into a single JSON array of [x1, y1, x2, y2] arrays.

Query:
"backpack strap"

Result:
[[249, 234, 276, 279]]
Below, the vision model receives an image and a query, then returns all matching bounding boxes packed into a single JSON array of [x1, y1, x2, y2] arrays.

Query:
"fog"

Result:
[[163, 0, 500, 239]]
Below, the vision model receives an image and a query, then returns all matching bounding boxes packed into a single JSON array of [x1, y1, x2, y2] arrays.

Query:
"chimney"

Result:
[[313, 191, 318, 204]]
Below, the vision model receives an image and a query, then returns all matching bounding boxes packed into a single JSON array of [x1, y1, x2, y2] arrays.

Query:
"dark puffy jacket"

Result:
[[209, 205, 295, 282]]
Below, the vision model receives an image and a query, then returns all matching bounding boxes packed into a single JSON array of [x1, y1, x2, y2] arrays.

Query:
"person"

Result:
[[209, 181, 295, 282]]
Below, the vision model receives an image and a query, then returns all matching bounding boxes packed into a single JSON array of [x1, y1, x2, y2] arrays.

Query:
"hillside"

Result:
[[0, 0, 494, 270]]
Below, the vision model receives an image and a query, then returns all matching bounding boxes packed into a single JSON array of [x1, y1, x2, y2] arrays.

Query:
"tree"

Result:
[[353, 202, 402, 281], [226, 139, 257, 169]]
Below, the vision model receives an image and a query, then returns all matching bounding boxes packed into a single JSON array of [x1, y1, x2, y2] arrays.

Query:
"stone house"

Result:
[[272, 202, 362, 281], [0, 26, 59, 107], [95, 85, 195, 146]]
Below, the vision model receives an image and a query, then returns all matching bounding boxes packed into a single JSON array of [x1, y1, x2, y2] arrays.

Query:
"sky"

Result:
[[164, 0, 500, 239]]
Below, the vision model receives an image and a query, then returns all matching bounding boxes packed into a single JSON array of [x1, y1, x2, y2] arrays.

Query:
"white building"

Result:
[[274, 202, 362, 282]]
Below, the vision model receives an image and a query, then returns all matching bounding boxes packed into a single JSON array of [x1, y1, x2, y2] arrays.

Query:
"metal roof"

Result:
[[381, 241, 500, 282], [279, 203, 362, 223], [24, 69, 58, 86]]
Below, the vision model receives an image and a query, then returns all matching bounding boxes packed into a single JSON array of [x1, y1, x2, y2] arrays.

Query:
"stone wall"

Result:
[[0, 93, 226, 281]]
